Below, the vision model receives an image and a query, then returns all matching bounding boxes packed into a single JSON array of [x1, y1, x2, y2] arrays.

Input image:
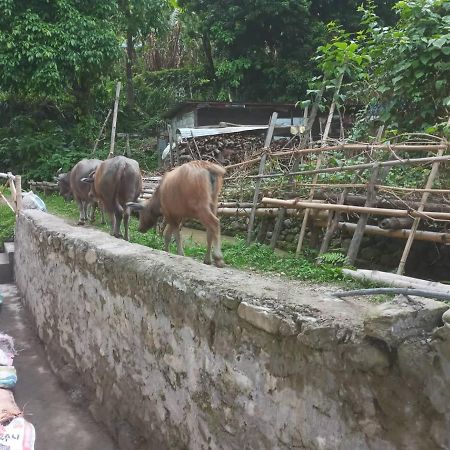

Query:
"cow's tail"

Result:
[[207, 164, 226, 208], [112, 162, 127, 216]]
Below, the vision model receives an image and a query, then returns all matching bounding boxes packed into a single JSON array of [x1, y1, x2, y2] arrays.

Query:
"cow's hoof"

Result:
[[113, 233, 124, 239], [214, 258, 224, 268], [203, 259, 212, 266], [77, 221, 85, 226]]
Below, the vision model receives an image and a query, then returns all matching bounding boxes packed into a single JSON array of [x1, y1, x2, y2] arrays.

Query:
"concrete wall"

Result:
[[14, 211, 450, 450]]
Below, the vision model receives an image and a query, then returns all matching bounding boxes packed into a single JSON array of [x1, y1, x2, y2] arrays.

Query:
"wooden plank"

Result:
[[246, 112, 278, 244], [109, 81, 121, 158]]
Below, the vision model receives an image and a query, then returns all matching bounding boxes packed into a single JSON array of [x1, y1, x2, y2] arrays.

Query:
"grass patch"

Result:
[[40, 192, 345, 282], [0, 203, 15, 248]]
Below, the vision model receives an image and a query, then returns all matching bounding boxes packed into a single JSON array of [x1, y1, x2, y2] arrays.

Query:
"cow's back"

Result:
[[70, 159, 102, 201], [94, 156, 142, 212], [160, 163, 215, 219]]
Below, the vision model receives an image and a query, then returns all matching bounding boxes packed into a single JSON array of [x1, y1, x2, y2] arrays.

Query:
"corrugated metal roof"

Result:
[[177, 126, 268, 139]]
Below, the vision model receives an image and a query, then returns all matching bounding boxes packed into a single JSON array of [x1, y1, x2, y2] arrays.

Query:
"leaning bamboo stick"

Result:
[[296, 77, 343, 256], [261, 197, 450, 220], [345, 163, 381, 265], [246, 112, 278, 244], [397, 146, 445, 274]]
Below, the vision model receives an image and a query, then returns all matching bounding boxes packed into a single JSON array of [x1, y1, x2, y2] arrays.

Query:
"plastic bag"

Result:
[[21, 192, 46, 212], [0, 350, 13, 367], [0, 368, 16, 389], [0, 418, 35, 450], [0, 389, 21, 424]]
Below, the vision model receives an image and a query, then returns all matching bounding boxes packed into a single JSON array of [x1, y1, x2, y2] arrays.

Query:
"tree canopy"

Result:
[[0, 0, 120, 107]]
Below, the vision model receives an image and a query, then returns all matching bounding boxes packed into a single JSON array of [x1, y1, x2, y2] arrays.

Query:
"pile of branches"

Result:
[[178, 133, 293, 165]]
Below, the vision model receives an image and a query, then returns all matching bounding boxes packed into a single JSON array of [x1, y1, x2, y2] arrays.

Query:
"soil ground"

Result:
[[0, 283, 117, 450]]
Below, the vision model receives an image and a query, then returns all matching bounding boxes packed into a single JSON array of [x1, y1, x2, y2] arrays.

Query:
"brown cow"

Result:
[[128, 160, 226, 267], [82, 156, 142, 241], [56, 159, 105, 225]]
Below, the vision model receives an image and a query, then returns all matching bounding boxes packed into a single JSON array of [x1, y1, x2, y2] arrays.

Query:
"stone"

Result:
[[237, 302, 297, 336], [85, 249, 97, 265], [347, 344, 390, 375], [364, 297, 449, 347]]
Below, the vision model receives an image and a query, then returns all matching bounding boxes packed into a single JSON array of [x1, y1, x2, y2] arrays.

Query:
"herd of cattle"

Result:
[[55, 156, 226, 267]]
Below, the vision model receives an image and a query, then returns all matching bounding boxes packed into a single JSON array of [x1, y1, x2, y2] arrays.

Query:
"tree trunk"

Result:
[[126, 27, 135, 109], [202, 30, 215, 81]]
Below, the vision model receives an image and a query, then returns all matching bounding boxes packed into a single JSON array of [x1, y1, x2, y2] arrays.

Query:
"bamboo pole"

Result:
[[342, 268, 450, 293], [345, 163, 381, 265], [224, 143, 447, 172], [291, 78, 327, 173], [339, 222, 450, 244], [252, 154, 450, 179], [296, 74, 344, 255], [270, 208, 286, 249], [92, 108, 112, 154], [109, 82, 121, 158], [246, 112, 278, 244], [261, 197, 450, 220], [397, 146, 446, 274], [217, 207, 326, 219]]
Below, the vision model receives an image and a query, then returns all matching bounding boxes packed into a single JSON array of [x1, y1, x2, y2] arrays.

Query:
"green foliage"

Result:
[[0, 202, 15, 248], [0, 0, 120, 106], [41, 192, 344, 282], [317, 252, 346, 266], [354, 0, 450, 132]]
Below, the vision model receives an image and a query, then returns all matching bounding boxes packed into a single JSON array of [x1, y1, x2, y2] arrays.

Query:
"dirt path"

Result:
[[0, 284, 117, 450]]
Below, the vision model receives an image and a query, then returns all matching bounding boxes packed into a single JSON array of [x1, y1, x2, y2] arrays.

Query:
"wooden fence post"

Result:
[[109, 81, 121, 158], [14, 175, 22, 215]]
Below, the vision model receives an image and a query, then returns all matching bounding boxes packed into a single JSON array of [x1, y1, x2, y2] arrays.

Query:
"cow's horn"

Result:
[[56, 167, 63, 175]]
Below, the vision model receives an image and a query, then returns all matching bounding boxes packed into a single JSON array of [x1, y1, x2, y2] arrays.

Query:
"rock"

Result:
[[347, 344, 390, 375], [283, 219, 293, 228], [364, 296, 449, 347], [237, 302, 298, 336], [442, 309, 450, 327], [85, 248, 97, 265]]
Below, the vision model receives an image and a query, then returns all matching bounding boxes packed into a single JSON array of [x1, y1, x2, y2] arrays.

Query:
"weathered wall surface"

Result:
[[14, 210, 450, 450]]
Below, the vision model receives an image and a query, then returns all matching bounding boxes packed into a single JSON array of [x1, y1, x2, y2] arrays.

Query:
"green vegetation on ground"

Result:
[[0, 203, 15, 248], [40, 192, 344, 283]]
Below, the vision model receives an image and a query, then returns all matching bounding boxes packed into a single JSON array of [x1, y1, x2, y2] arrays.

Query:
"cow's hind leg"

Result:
[[77, 200, 86, 225], [163, 222, 179, 253], [123, 207, 130, 241], [113, 209, 123, 238], [199, 209, 223, 268], [89, 203, 96, 223]]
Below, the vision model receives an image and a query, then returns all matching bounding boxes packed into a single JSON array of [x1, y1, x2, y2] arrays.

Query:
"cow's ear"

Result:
[[81, 177, 94, 183], [126, 201, 144, 211]]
